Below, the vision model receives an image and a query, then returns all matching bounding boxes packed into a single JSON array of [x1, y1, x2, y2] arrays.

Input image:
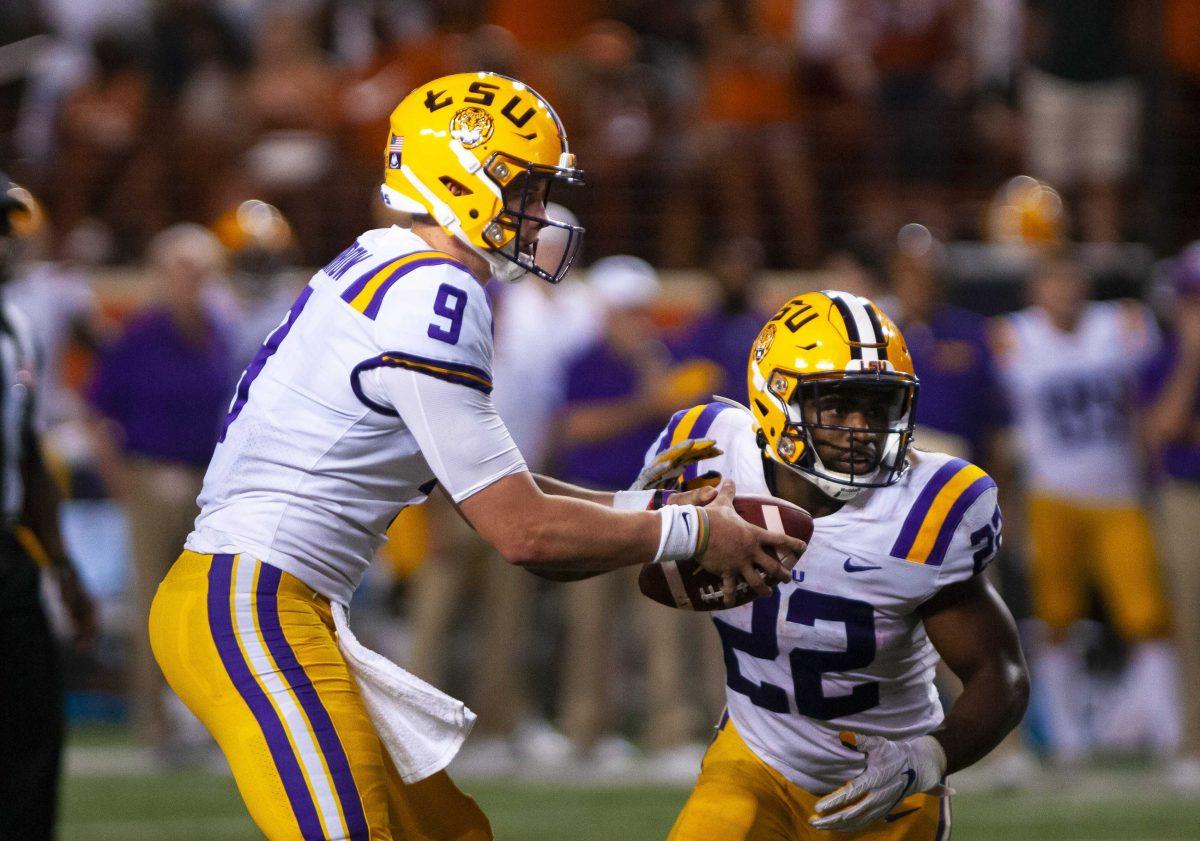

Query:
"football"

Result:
[[638, 495, 814, 611]]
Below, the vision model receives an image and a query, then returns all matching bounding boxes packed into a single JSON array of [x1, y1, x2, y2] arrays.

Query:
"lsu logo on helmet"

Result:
[[381, 72, 584, 284], [747, 290, 919, 501]]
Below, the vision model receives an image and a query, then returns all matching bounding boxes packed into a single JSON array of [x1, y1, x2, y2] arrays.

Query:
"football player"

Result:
[[646, 291, 1029, 840], [147, 72, 803, 841], [992, 254, 1183, 763]]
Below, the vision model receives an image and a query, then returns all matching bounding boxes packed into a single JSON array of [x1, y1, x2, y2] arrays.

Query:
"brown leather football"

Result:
[[638, 495, 814, 611]]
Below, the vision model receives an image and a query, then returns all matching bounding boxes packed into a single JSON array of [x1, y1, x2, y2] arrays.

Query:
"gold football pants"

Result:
[[149, 550, 492, 841], [1026, 494, 1170, 639], [668, 719, 949, 841]]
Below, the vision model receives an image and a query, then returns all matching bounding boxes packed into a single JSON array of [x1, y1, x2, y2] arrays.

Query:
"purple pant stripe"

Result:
[[889, 458, 969, 558], [925, 474, 997, 567], [221, 286, 314, 442], [683, 402, 726, 481], [362, 257, 469, 320], [207, 554, 324, 840], [255, 564, 370, 840]]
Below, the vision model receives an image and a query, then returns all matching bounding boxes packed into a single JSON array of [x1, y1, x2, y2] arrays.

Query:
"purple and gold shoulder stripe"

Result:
[[654, 401, 728, 482], [340, 250, 470, 320], [890, 458, 995, 567]]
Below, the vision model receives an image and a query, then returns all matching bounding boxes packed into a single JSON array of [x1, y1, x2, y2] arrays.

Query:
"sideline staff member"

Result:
[[0, 176, 95, 840]]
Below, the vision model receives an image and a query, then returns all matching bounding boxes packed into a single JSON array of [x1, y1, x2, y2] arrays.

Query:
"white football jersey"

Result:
[[644, 401, 1000, 794], [994, 301, 1159, 502], [188, 226, 502, 603]]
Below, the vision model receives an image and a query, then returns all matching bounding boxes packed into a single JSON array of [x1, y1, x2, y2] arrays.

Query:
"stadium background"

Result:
[[3, 0, 1200, 839]]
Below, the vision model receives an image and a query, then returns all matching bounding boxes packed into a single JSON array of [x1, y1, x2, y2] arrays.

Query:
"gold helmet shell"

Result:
[[381, 72, 584, 283], [747, 290, 919, 500]]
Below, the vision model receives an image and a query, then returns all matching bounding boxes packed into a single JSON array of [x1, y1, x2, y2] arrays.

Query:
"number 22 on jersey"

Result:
[[715, 587, 880, 721]]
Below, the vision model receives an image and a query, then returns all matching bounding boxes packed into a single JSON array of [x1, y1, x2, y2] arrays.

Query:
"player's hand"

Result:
[[667, 485, 718, 507], [697, 480, 805, 605], [809, 731, 948, 831], [53, 563, 98, 650], [632, 438, 723, 491]]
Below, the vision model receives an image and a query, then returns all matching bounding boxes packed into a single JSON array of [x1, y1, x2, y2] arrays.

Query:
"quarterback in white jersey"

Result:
[[149, 73, 802, 841], [654, 292, 1029, 840]]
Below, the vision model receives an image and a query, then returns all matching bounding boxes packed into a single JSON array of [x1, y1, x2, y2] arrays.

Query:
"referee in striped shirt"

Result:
[[0, 176, 95, 840]]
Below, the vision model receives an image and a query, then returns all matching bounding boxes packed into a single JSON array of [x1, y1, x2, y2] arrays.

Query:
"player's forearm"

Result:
[[531, 473, 613, 505], [504, 493, 661, 572], [928, 658, 1029, 774]]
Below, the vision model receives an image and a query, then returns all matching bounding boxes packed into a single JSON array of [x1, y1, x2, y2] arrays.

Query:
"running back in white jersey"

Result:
[[188, 226, 500, 603], [993, 300, 1159, 503], [643, 401, 1000, 793]]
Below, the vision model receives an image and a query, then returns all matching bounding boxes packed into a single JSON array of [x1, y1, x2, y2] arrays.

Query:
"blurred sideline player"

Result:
[[992, 254, 1184, 764], [645, 291, 1028, 839], [210, 199, 308, 373], [1144, 245, 1200, 788], [555, 256, 722, 774], [147, 72, 802, 841]]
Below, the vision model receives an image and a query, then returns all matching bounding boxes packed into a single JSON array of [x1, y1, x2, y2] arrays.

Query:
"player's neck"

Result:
[[774, 462, 845, 519], [410, 219, 491, 286]]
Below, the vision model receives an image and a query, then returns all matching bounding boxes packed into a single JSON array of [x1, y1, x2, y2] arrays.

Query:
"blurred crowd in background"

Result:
[[2, 0, 1200, 792]]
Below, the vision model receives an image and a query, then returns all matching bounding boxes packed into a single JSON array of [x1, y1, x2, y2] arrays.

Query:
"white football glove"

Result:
[[809, 731, 948, 832], [632, 438, 722, 491]]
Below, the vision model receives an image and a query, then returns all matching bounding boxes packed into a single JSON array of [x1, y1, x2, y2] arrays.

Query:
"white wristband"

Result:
[[613, 490, 655, 511], [654, 504, 706, 563]]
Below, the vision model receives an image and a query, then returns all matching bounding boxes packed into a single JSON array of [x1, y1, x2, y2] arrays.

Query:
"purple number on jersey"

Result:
[[427, 283, 467, 345]]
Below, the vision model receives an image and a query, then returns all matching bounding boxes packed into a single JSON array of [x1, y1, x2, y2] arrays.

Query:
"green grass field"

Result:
[[59, 763, 1200, 840]]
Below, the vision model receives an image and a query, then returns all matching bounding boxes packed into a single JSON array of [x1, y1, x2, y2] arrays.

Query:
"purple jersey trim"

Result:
[[207, 554, 324, 839], [254, 564, 369, 839], [925, 473, 996, 567], [889, 458, 969, 559], [350, 350, 494, 417], [221, 285, 314, 442]]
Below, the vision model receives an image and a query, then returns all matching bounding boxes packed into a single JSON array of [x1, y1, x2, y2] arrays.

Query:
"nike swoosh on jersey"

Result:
[[843, 557, 882, 573], [682, 512, 692, 534]]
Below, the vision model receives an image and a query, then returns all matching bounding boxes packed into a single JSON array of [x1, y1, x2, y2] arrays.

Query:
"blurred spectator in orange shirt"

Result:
[[1157, 1, 1200, 251], [239, 7, 342, 263], [839, 0, 972, 243], [486, 0, 605, 55], [661, 0, 819, 268], [151, 0, 250, 223], [557, 20, 665, 259], [1022, 0, 1142, 243]]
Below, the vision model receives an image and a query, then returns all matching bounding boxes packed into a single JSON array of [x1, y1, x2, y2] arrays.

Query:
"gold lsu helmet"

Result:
[[748, 290, 919, 501], [381, 72, 584, 284]]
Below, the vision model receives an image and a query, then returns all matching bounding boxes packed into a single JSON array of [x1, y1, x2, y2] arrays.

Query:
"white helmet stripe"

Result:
[[824, 290, 881, 363]]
